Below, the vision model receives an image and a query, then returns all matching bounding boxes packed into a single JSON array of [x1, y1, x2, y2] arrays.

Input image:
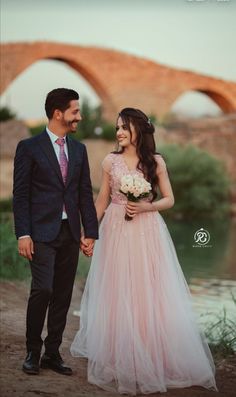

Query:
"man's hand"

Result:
[[80, 236, 95, 257], [18, 237, 34, 261]]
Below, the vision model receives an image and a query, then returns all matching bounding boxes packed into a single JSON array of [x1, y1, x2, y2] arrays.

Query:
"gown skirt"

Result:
[[71, 202, 218, 395]]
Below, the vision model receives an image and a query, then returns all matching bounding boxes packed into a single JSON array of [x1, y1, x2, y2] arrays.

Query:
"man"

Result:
[[13, 88, 98, 376]]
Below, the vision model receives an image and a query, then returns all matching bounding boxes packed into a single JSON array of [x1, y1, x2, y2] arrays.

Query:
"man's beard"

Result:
[[62, 117, 79, 133]]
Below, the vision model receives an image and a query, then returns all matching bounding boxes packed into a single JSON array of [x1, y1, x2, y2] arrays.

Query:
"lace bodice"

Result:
[[102, 153, 167, 204]]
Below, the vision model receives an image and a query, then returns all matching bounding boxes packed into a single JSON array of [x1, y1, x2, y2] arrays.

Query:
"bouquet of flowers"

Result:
[[120, 174, 152, 221]]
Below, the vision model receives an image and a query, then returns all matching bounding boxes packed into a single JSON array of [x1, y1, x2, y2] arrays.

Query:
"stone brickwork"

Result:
[[1, 42, 236, 120]]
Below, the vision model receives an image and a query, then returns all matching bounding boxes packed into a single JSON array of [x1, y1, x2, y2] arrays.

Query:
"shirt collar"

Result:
[[46, 127, 66, 144]]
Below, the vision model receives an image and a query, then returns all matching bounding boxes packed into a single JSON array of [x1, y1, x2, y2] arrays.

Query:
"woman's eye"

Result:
[[115, 126, 119, 131], [123, 125, 127, 130]]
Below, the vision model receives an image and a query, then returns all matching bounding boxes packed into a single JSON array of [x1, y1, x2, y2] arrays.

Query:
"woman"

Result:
[[71, 108, 218, 395]]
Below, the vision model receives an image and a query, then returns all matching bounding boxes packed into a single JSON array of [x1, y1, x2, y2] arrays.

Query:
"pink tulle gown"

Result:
[[71, 153, 218, 395]]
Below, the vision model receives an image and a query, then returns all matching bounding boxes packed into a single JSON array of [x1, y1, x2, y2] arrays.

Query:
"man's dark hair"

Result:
[[45, 88, 79, 119]]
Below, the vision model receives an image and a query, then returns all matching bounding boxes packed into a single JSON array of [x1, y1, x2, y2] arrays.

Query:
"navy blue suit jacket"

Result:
[[13, 130, 98, 242]]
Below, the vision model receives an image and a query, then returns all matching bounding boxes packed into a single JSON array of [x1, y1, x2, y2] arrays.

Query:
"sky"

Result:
[[1, 0, 236, 119]]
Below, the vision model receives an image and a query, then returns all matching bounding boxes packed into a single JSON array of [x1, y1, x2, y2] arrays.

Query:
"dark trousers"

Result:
[[26, 220, 79, 354]]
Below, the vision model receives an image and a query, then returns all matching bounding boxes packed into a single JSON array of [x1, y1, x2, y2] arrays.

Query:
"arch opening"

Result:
[[197, 89, 235, 113], [170, 90, 224, 118], [0, 59, 102, 120]]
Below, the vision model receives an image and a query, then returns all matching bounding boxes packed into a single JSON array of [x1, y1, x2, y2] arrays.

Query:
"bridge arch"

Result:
[[1, 42, 236, 120], [196, 88, 235, 113], [0, 44, 118, 119], [168, 86, 236, 117]]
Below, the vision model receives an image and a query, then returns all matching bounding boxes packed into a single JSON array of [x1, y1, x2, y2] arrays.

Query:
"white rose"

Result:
[[121, 185, 129, 194], [129, 185, 136, 194], [121, 175, 132, 185]]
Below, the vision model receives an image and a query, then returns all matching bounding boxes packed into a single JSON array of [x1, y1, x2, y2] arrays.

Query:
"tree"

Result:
[[159, 144, 230, 220], [0, 106, 16, 121]]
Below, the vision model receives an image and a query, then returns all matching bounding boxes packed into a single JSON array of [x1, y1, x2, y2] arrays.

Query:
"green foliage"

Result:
[[77, 254, 91, 278], [0, 198, 12, 212], [0, 215, 30, 280], [204, 293, 236, 358], [29, 124, 46, 137], [149, 114, 157, 124], [74, 99, 102, 140], [158, 144, 230, 220], [73, 100, 118, 141], [0, 106, 16, 121], [100, 123, 116, 141], [72, 99, 106, 141]]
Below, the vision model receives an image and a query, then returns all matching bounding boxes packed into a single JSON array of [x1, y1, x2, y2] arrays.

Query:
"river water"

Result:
[[166, 217, 236, 333]]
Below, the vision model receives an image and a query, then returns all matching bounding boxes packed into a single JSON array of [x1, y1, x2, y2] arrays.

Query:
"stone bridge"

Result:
[[1, 41, 236, 120]]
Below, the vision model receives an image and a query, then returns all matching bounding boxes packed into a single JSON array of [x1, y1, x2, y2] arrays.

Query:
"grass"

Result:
[[0, 213, 31, 280], [202, 293, 236, 358], [77, 253, 91, 278]]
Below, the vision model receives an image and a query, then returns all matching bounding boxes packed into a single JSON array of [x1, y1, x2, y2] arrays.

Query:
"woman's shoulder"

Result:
[[102, 152, 118, 164], [154, 153, 167, 174], [102, 152, 118, 173]]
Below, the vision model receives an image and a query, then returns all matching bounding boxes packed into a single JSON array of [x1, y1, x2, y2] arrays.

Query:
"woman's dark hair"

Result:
[[115, 107, 160, 201], [45, 88, 79, 119]]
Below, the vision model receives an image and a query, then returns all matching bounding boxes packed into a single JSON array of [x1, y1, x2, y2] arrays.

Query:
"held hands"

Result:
[[80, 235, 95, 257], [125, 201, 154, 219], [18, 235, 95, 259], [18, 237, 34, 261]]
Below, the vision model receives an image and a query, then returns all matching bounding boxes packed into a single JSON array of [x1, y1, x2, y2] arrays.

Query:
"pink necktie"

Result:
[[56, 138, 68, 184]]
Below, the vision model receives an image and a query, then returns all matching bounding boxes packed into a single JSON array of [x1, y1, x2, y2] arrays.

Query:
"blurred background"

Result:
[[0, 0, 236, 355]]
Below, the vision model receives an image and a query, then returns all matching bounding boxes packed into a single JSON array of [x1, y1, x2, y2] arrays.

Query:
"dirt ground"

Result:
[[0, 280, 235, 397]]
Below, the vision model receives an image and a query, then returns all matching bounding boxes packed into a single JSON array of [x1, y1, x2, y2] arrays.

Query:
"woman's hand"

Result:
[[80, 235, 95, 257], [125, 201, 154, 218]]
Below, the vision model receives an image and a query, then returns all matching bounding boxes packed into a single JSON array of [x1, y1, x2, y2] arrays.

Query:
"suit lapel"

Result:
[[38, 130, 64, 185], [65, 136, 76, 188]]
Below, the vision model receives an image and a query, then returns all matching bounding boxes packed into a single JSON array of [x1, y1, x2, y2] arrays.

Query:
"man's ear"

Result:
[[54, 109, 62, 120]]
